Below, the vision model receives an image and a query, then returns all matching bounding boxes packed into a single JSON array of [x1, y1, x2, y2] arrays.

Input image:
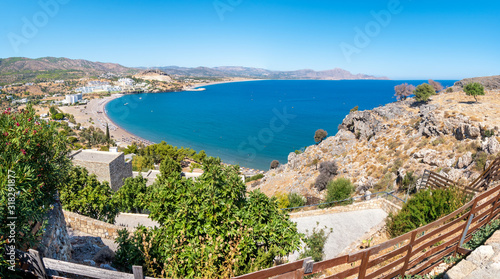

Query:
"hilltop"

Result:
[[0, 57, 137, 84], [254, 82, 500, 198], [152, 66, 388, 80]]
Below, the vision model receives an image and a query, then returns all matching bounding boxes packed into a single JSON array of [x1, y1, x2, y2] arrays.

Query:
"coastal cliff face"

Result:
[[254, 90, 500, 198]]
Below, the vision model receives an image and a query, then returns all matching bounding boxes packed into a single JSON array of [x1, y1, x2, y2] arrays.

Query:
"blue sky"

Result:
[[1, 0, 499, 79]]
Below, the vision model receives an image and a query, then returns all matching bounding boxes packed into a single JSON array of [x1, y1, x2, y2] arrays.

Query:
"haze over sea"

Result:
[[106, 80, 456, 170]]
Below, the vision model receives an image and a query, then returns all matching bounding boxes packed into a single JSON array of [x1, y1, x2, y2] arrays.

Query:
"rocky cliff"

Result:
[[254, 89, 500, 198]]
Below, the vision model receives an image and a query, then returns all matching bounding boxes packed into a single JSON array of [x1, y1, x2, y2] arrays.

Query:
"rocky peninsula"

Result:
[[254, 85, 500, 198]]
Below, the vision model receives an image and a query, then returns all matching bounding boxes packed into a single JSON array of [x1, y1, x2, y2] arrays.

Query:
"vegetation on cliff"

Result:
[[0, 106, 71, 275]]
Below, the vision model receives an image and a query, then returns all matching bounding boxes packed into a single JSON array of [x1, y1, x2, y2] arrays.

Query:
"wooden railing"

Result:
[[233, 157, 500, 279]]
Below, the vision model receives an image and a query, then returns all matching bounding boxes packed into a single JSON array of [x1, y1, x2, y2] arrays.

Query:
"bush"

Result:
[[115, 158, 303, 278], [245, 173, 264, 183], [275, 192, 290, 209], [114, 175, 148, 213], [288, 193, 306, 208], [386, 187, 469, 238], [394, 83, 416, 101], [428, 79, 443, 93], [0, 106, 71, 274], [323, 178, 354, 207], [400, 171, 418, 192], [59, 166, 119, 223], [464, 82, 485, 102], [314, 162, 338, 191], [270, 160, 280, 170], [414, 83, 435, 102], [299, 225, 331, 262], [314, 129, 328, 143], [474, 151, 488, 171], [350, 106, 359, 112]]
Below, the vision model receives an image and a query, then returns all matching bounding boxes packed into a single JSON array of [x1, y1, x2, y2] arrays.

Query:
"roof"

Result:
[[70, 150, 123, 164]]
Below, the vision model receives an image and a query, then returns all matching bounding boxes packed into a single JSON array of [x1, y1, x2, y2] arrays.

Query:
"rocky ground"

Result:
[[444, 230, 500, 279], [253, 89, 500, 199]]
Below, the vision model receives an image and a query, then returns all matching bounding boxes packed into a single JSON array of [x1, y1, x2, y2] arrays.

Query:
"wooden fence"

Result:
[[233, 157, 500, 279]]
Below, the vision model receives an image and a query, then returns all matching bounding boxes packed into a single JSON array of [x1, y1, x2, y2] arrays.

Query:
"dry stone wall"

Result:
[[63, 210, 132, 240]]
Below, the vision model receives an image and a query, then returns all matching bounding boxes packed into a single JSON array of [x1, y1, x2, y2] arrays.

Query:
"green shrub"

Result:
[[350, 106, 359, 112], [288, 193, 306, 208], [400, 171, 418, 192], [299, 225, 332, 262], [59, 166, 119, 223], [114, 175, 148, 213], [115, 158, 302, 278], [414, 83, 435, 102], [245, 173, 264, 183], [464, 82, 485, 102], [387, 187, 469, 238], [322, 178, 354, 208], [484, 129, 495, 138], [474, 151, 488, 171]]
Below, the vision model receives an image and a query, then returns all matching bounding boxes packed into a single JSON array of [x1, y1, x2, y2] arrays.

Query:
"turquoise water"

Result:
[[106, 80, 456, 170]]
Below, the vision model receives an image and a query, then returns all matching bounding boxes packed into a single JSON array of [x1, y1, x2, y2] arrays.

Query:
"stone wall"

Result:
[[289, 198, 401, 219], [38, 202, 72, 261], [63, 210, 131, 240], [108, 153, 133, 191]]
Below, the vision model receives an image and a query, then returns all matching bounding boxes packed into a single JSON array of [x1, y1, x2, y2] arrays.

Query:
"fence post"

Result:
[[400, 231, 417, 277], [457, 199, 478, 254], [302, 257, 314, 275], [357, 249, 371, 279], [28, 249, 48, 279], [484, 188, 500, 225], [133, 265, 144, 279]]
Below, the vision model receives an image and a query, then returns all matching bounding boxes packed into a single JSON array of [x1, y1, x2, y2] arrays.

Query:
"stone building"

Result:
[[70, 149, 133, 191]]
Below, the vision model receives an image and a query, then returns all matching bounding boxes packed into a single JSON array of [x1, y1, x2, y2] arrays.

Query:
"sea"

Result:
[[106, 80, 456, 170]]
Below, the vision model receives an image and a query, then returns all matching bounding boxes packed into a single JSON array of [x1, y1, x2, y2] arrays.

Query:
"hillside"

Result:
[[0, 57, 137, 84], [254, 87, 500, 198], [156, 66, 388, 80], [454, 75, 500, 89]]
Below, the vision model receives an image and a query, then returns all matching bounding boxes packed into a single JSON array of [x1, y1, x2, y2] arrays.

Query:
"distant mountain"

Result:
[[0, 57, 137, 84], [154, 66, 388, 80], [0, 56, 388, 85]]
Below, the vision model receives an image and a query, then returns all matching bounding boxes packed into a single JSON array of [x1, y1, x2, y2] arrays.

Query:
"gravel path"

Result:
[[290, 208, 387, 260], [114, 213, 160, 229]]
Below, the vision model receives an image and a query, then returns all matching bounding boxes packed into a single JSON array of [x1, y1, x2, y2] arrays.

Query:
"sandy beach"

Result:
[[60, 94, 154, 148]]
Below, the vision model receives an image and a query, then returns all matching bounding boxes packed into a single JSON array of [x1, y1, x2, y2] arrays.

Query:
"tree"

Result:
[[270, 160, 280, 170], [59, 166, 119, 223], [114, 175, 148, 213], [464, 82, 485, 103], [52, 113, 64, 120], [414, 83, 435, 102], [105, 123, 110, 143], [314, 129, 328, 143], [394, 83, 416, 101], [428, 79, 443, 93], [0, 106, 71, 260], [115, 158, 302, 278]]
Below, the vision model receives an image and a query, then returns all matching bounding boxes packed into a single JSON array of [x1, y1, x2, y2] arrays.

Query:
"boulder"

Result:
[[444, 260, 477, 279], [338, 111, 381, 140], [465, 125, 481, 139], [457, 152, 473, 169], [467, 245, 495, 266], [482, 137, 500, 155]]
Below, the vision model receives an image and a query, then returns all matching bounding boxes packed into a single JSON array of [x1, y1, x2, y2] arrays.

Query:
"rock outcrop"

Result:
[[254, 90, 500, 198]]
